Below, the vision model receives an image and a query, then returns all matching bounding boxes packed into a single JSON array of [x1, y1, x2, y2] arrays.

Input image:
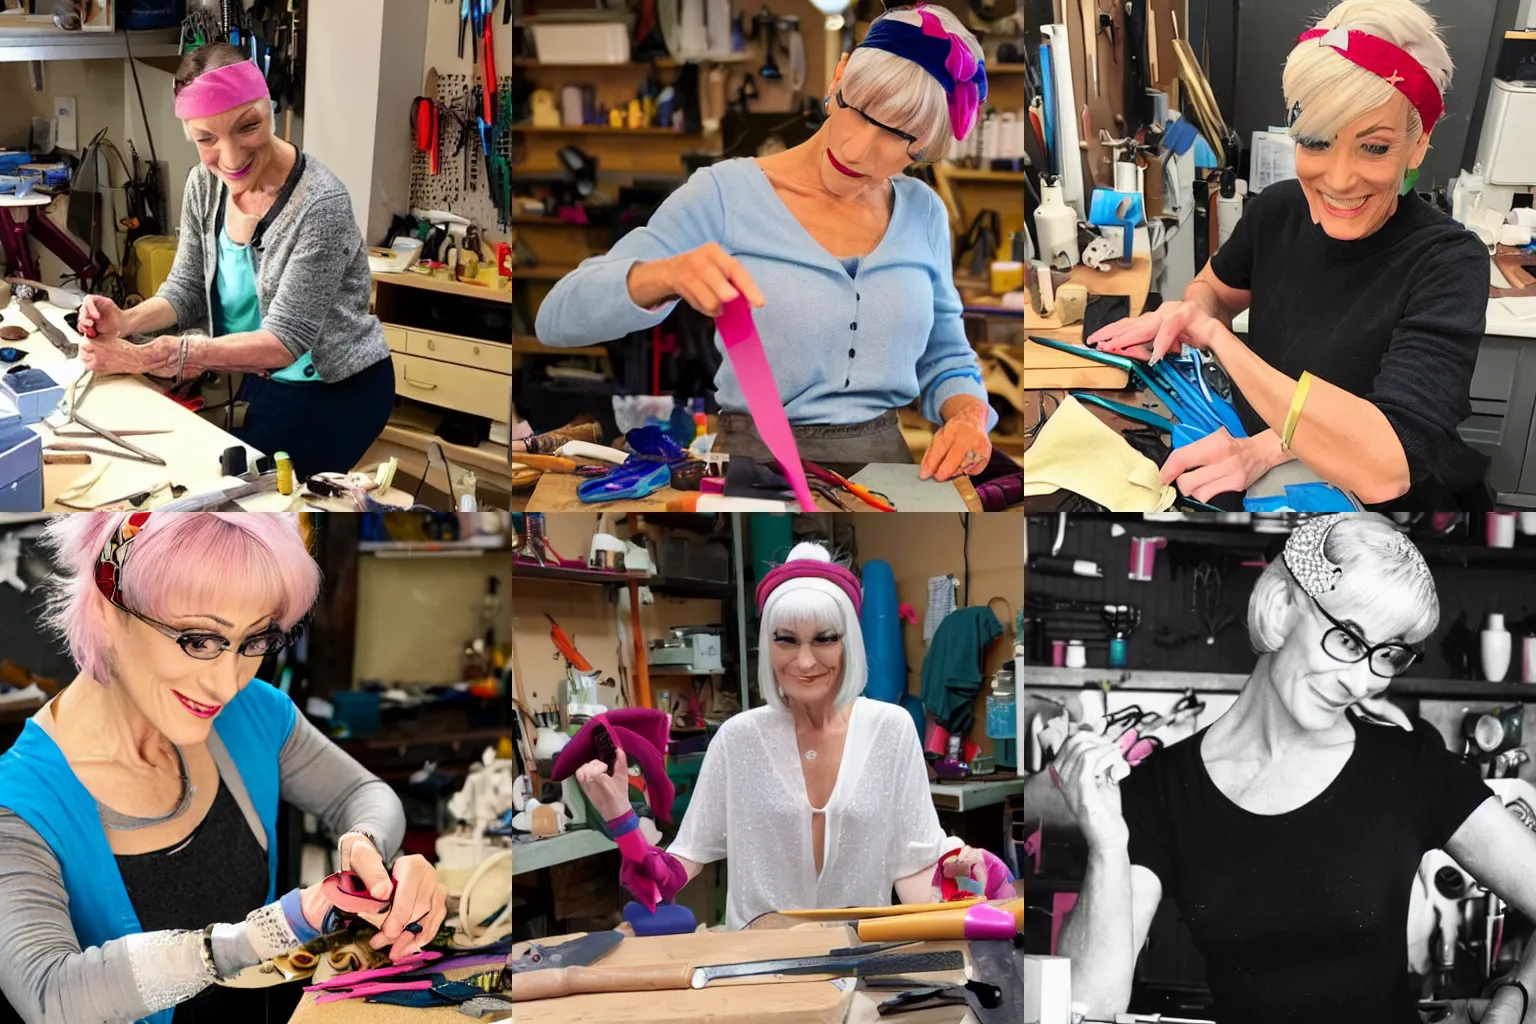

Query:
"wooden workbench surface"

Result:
[[520, 467, 984, 512], [1024, 254, 1152, 390], [0, 298, 259, 510]]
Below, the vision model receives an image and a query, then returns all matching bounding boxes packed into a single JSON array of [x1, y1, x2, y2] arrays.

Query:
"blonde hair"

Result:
[[841, 4, 985, 163], [1283, 0, 1453, 145]]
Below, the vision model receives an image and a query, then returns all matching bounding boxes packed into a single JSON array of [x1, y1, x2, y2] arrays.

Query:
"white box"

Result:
[[1025, 954, 1072, 1024], [530, 22, 631, 65], [1477, 80, 1536, 186]]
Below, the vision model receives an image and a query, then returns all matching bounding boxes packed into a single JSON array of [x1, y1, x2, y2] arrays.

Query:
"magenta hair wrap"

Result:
[[756, 560, 863, 615], [174, 61, 271, 119], [853, 3, 988, 140]]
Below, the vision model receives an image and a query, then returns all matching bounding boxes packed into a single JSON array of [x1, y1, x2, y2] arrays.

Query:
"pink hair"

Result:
[[39, 513, 320, 683]]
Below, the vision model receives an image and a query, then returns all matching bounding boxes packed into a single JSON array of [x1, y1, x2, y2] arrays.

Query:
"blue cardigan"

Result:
[[535, 158, 995, 429], [0, 680, 295, 1024]]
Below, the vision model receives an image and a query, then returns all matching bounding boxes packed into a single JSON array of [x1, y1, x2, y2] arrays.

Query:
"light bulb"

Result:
[[809, 0, 849, 14]]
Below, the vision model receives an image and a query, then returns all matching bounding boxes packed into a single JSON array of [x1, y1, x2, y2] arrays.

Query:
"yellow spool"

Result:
[[275, 452, 293, 495]]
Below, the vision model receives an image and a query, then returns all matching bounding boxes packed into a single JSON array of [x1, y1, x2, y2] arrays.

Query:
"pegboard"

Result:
[[410, 74, 513, 233]]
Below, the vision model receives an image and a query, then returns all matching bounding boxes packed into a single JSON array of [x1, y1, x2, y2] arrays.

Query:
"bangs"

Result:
[[763, 587, 846, 638], [1330, 567, 1438, 646], [841, 48, 953, 159], [1284, 42, 1418, 143]]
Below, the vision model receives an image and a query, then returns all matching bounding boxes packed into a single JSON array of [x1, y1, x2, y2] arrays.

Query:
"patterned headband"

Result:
[[1296, 26, 1444, 133], [1282, 514, 1431, 597], [853, 4, 988, 141], [95, 512, 152, 609], [756, 560, 863, 615]]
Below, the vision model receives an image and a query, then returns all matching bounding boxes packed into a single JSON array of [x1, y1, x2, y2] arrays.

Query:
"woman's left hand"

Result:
[[920, 395, 991, 481], [345, 839, 449, 960], [934, 845, 990, 898]]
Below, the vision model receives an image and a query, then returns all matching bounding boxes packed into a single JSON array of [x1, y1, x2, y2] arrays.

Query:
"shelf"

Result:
[[513, 828, 617, 876], [0, 26, 180, 63], [513, 264, 579, 282], [1024, 665, 1536, 703], [372, 271, 512, 304], [359, 537, 508, 555], [942, 169, 1026, 183], [989, 64, 1028, 72], [514, 56, 751, 69], [511, 560, 648, 587], [648, 576, 735, 600], [513, 335, 608, 357], [512, 123, 701, 136], [1096, 519, 1536, 568]]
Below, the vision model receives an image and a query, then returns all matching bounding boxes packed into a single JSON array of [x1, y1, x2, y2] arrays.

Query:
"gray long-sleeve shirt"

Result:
[[0, 709, 405, 1024]]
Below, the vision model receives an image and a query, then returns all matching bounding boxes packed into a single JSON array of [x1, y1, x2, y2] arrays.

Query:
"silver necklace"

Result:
[[804, 749, 817, 761], [98, 746, 197, 831]]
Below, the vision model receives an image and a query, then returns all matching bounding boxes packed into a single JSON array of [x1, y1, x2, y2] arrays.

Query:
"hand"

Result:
[[1160, 428, 1273, 501], [77, 295, 127, 338], [1052, 729, 1131, 850], [575, 746, 634, 822], [345, 845, 448, 961], [920, 395, 991, 481], [646, 242, 766, 317], [1087, 300, 1225, 363], [941, 844, 990, 895], [1419, 995, 1524, 1024], [79, 335, 175, 376]]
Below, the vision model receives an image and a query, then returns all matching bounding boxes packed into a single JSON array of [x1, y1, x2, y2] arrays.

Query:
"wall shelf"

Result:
[[513, 124, 701, 137], [1025, 665, 1536, 703], [943, 169, 1026, 183], [0, 26, 179, 62]]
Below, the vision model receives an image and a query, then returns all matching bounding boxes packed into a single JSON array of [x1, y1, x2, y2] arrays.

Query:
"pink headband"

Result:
[[174, 61, 271, 120], [1296, 27, 1444, 133], [756, 561, 863, 615]]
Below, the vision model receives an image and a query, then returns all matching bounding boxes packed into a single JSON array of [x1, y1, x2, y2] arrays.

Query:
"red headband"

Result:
[[95, 512, 151, 608], [756, 561, 862, 615], [1296, 27, 1444, 133]]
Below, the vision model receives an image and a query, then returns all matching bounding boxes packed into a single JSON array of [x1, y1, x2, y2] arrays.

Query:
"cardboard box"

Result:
[[0, 413, 42, 514], [0, 368, 63, 424]]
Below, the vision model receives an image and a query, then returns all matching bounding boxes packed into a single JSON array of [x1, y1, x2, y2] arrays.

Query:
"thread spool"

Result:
[[275, 452, 294, 495]]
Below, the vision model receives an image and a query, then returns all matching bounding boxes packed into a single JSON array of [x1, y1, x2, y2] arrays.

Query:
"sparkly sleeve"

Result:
[[664, 725, 730, 865], [887, 715, 946, 879]]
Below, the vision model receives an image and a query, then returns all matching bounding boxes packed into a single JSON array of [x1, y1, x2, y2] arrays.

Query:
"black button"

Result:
[[849, 348, 856, 357], [850, 322, 857, 330], [305, 366, 316, 377], [856, 293, 860, 300], [844, 378, 851, 388]]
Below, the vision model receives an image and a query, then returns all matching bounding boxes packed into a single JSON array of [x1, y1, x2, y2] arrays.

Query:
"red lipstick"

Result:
[[826, 151, 865, 178]]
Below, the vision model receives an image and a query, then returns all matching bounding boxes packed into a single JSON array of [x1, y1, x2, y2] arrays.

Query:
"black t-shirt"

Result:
[[1209, 180, 1491, 510], [1121, 718, 1492, 1024]]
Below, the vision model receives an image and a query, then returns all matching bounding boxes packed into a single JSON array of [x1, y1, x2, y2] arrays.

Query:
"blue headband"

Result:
[[852, 7, 988, 140]]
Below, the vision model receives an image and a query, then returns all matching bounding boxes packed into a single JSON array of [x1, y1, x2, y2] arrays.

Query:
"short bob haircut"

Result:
[[175, 41, 277, 140], [841, 3, 986, 163], [1247, 513, 1438, 655], [39, 512, 320, 684], [757, 542, 868, 712], [1283, 0, 1453, 147]]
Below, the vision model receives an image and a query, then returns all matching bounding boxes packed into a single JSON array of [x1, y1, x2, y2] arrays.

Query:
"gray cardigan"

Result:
[[157, 153, 391, 383]]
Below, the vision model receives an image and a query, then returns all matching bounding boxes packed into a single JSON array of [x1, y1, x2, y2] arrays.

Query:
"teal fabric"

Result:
[[919, 607, 1003, 736], [214, 223, 316, 384], [0, 679, 297, 1024]]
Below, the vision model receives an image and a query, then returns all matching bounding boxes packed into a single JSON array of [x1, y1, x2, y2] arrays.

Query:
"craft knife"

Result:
[[690, 949, 964, 988]]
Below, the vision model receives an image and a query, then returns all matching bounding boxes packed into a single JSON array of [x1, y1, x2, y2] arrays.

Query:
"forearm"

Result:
[[627, 260, 676, 309], [1184, 279, 1233, 331], [120, 297, 179, 337], [280, 714, 406, 862], [894, 865, 937, 904], [1056, 845, 1139, 1015], [185, 330, 297, 376], [1210, 330, 1410, 503]]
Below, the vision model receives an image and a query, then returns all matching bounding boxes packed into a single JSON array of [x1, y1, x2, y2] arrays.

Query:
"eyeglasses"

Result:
[[835, 91, 923, 158], [1308, 593, 1420, 678], [126, 604, 303, 660]]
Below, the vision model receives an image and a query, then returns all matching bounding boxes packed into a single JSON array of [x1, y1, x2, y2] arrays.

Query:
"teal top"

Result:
[[214, 223, 316, 384]]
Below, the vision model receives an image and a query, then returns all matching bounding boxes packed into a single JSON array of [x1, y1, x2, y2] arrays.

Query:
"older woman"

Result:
[[536, 4, 996, 481], [572, 543, 1013, 928], [75, 44, 395, 478], [1087, 0, 1489, 511], [1053, 514, 1536, 1024], [0, 513, 447, 1024]]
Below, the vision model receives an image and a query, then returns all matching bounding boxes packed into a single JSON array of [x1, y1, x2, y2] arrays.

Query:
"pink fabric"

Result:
[[550, 709, 676, 823], [174, 61, 271, 119], [930, 848, 1016, 901], [1050, 892, 1078, 956], [715, 296, 817, 512], [1297, 27, 1444, 132], [962, 903, 1019, 940], [613, 828, 689, 912], [755, 559, 863, 614], [918, 7, 980, 140]]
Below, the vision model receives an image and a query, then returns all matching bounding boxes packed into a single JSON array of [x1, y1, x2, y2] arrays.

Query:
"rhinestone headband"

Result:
[[1283, 514, 1431, 597]]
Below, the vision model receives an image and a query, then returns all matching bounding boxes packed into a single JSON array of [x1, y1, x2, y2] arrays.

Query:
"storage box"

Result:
[[0, 152, 33, 176], [530, 22, 631, 65], [0, 368, 63, 424], [0, 413, 42, 514], [132, 236, 179, 300]]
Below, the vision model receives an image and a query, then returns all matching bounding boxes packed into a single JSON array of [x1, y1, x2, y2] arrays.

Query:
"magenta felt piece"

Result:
[[550, 710, 676, 823]]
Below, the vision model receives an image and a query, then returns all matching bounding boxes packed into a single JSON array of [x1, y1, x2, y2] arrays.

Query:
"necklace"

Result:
[[804, 749, 818, 761], [98, 745, 197, 831]]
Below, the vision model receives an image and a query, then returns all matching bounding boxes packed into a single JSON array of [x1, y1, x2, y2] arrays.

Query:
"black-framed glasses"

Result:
[[125, 604, 304, 660], [835, 90, 923, 158], [1308, 593, 1420, 678]]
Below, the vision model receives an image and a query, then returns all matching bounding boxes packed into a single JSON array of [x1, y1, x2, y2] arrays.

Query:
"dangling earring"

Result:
[[823, 95, 831, 114]]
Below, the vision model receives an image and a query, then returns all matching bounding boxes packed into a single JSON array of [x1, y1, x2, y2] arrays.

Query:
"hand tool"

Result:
[[481, 0, 497, 123], [458, 0, 472, 58], [857, 900, 1022, 941], [53, 372, 167, 466], [1151, 356, 1246, 438], [1030, 336, 1225, 445], [544, 613, 594, 672], [771, 899, 986, 922], [803, 459, 896, 511], [13, 294, 78, 358], [1069, 392, 1179, 435], [868, 976, 1004, 1016]]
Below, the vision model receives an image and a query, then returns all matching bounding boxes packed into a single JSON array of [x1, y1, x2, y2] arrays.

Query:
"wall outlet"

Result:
[[54, 96, 77, 151]]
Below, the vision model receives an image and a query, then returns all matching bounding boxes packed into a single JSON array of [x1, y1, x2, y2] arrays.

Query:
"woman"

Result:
[[1087, 0, 1489, 511], [1054, 514, 1536, 1024], [536, 4, 996, 482], [75, 44, 395, 478], [0, 513, 447, 1023], [572, 543, 1013, 928]]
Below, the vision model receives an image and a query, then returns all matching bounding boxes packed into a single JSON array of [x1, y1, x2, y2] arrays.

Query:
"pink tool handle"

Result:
[[1118, 728, 1156, 767], [313, 980, 433, 1005], [715, 296, 817, 513], [304, 952, 443, 991]]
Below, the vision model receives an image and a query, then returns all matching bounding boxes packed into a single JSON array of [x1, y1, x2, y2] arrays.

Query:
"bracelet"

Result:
[[607, 809, 641, 839], [1280, 371, 1314, 452], [200, 924, 233, 982]]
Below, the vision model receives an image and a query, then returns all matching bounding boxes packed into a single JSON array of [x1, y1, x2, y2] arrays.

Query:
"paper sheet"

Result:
[[1250, 130, 1297, 193], [846, 463, 969, 511]]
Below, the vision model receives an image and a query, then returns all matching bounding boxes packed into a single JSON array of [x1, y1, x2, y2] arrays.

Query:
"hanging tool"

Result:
[[545, 614, 594, 672], [481, 0, 497, 123], [868, 976, 1004, 1017], [458, 0, 473, 59]]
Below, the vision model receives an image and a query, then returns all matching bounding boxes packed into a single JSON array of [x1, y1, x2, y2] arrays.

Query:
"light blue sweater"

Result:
[[535, 158, 995, 428]]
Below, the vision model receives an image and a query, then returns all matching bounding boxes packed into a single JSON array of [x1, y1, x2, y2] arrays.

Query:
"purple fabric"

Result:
[[550, 710, 675, 823], [756, 560, 863, 614]]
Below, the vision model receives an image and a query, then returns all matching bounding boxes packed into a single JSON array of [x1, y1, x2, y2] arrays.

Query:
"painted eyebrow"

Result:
[[1356, 125, 1393, 137]]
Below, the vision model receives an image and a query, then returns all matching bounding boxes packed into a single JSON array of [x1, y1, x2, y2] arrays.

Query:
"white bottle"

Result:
[[1483, 612, 1512, 683], [1033, 181, 1079, 269], [1453, 162, 1484, 226]]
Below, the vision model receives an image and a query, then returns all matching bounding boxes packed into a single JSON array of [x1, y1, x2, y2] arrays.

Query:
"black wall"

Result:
[[0, 529, 75, 684]]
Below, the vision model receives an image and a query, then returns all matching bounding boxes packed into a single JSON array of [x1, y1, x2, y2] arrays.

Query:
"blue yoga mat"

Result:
[[860, 560, 907, 704]]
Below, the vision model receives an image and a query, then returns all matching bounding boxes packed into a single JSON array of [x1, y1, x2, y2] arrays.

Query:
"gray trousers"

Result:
[[715, 409, 913, 476]]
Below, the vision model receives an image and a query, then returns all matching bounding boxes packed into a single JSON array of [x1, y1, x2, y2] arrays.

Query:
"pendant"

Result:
[[805, 750, 817, 761]]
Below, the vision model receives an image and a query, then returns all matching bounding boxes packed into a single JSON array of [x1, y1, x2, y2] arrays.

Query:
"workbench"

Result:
[[287, 961, 512, 1023], [519, 466, 984, 512]]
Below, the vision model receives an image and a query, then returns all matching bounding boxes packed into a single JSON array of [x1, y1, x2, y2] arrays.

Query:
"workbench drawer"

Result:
[[382, 326, 408, 354], [393, 353, 509, 422], [406, 331, 512, 374]]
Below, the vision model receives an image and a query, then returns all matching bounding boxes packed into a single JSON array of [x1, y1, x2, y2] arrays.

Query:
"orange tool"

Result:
[[546, 613, 593, 672], [510, 453, 580, 474], [856, 899, 1023, 941]]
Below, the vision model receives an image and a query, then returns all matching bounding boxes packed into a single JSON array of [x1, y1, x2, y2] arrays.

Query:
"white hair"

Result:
[[1247, 513, 1439, 654], [756, 542, 868, 712], [181, 97, 277, 141], [841, 3, 985, 163], [1283, 0, 1453, 145]]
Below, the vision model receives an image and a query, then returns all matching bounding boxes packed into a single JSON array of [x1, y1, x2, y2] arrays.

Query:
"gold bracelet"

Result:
[[1281, 372, 1314, 452]]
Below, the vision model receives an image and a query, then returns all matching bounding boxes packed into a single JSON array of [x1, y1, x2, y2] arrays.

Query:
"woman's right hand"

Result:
[[631, 242, 766, 317], [77, 295, 128, 338], [574, 747, 635, 821], [1052, 729, 1132, 850]]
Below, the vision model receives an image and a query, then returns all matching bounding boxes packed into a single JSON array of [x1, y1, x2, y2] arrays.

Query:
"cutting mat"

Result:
[[509, 925, 867, 1024], [287, 963, 510, 1023]]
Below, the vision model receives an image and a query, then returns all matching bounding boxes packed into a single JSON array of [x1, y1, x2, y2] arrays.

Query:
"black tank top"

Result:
[[115, 778, 298, 1023]]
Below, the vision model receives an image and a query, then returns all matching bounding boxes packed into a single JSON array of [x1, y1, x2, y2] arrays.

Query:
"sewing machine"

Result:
[[647, 627, 723, 673], [1468, 75, 1536, 223]]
